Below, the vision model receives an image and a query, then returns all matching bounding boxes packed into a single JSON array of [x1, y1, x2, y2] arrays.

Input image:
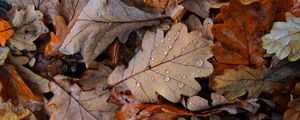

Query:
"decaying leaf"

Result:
[[46, 64, 118, 120], [0, 98, 33, 120], [211, 66, 266, 100], [0, 47, 9, 65], [0, 64, 42, 111], [59, 0, 165, 67], [182, 0, 210, 18], [5, 0, 59, 24], [283, 98, 300, 120], [0, 19, 14, 46], [7, 5, 48, 51], [212, 0, 292, 70], [262, 13, 300, 61], [108, 23, 213, 103]]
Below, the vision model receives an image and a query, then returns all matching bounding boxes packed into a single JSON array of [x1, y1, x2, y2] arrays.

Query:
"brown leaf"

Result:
[[57, 0, 89, 23], [211, 0, 293, 73], [184, 15, 214, 40], [59, 0, 165, 67], [182, 0, 210, 18], [6, 5, 48, 51], [284, 98, 300, 120], [5, 0, 59, 24], [0, 64, 42, 111], [46, 64, 118, 120], [108, 23, 213, 103]]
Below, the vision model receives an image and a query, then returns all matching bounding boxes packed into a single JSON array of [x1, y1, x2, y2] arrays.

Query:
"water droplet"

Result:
[[195, 59, 203, 67], [182, 75, 186, 79], [197, 70, 201, 73], [165, 69, 170, 74], [174, 32, 180, 39], [136, 82, 141, 87], [151, 77, 154, 80], [144, 78, 147, 81], [169, 45, 173, 49], [168, 38, 171, 41], [178, 83, 184, 88], [108, 22, 112, 25], [155, 43, 159, 47], [192, 72, 195, 75], [161, 39, 164, 43], [93, 15, 97, 18], [150, 57, 154, 61], [164, 51, 168, 55], [164, 76, 170, 81], [155, 70, 158, 73]]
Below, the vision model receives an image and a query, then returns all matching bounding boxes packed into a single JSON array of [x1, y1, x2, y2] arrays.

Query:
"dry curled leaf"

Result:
[[108, 23, 213, 103], [212, 0, 292, 72], [262, 13, 300, 62], [59, 0, 164, 67], [46, 64, 118, 120], [7, 5, 48, 51], [0, 19, 14, 46]]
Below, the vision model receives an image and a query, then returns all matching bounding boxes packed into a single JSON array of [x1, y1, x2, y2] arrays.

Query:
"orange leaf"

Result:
[[211, 0, 293, 74], [0, 19, 14, 46], [0, 64, 42, 111]]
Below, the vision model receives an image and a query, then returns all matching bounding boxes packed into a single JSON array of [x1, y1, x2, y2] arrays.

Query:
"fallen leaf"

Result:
[[59, 0, 165, 67], [5, 0, 59, 24], [57, 0, 89, 23], [0, 98, 33, 120], [212, 0, 292, 71], [46, 64, 118, 120], [211, 66, 266, 100], [0, 19, 14, 46], [9, 55, 50, 95], [108, 23, 213, 103], [283, 98, 300, 120], [184, 15, 214, 39], [0, 47, 9, 65], [262, 13, 300, 61], [0, 64, 42, 111], [182, 0, 210, 18], [7, 5, 48, 51], [208, 0, 229, 8]]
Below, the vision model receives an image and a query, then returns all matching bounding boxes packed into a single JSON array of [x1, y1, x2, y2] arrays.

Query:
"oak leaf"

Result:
[[184, 15, 214, 40], [59, 0, 165, 67], [7, 5, 48, 51], [108, 23, 213, 103], [212, 0, 292, 70], [262, 13, 300, 61], [0, 19, 14, 46], [46, 64, 118, 120]]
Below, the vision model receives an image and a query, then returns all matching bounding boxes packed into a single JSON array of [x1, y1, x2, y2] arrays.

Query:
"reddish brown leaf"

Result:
[[211, 0, 293, 73]]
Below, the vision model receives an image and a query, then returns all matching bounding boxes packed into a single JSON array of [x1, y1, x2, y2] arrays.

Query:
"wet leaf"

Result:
[[7, 5, 48, 51], [46, 64, 118, 120], [0, 19, 14, 46], [262, 13, 300, 61], [108, 23, 213, 103], [212, 0, 292, 72], [59, 0, 164, 67]]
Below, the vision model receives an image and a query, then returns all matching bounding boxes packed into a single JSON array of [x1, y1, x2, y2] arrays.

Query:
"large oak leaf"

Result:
[[59, 0, 165, 67], [212, 0, 292, 69], [108, 23, 213, 103]]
